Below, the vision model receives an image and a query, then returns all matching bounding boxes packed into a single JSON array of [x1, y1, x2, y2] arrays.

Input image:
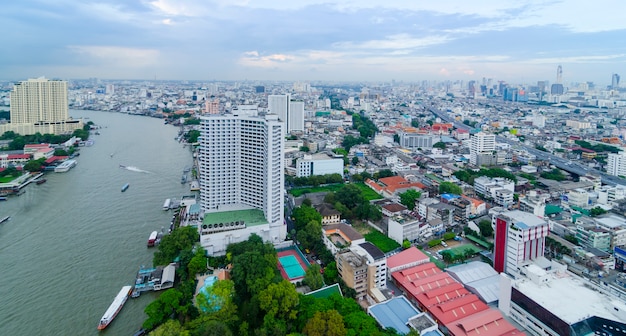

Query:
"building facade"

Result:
[[197, 112, 286, 255], [607, 152, 626, 177], [493, 210, 549, 274], [296, 153, 344, 178], [469, 132, 496, 166], [5, 77, 83, 135]]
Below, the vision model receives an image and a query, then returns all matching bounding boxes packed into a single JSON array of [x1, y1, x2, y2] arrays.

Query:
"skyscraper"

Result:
[[5, 77, 82, 135], [493, 210, 549, 274], [197, 111, 286, 255], [607, 152, 626, 177], [550, 65, 564, 95], [612, 73, 620, 89], [268, 94, 304, 133]]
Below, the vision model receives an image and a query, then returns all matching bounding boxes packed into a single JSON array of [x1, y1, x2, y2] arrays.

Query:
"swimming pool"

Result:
[[278, 255, 306, 279]]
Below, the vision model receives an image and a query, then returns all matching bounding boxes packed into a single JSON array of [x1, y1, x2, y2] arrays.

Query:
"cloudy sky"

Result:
[[2, 0, 626, 84]]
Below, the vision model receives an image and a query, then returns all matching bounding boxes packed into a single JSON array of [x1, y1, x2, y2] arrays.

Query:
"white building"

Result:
[[566, 188, 590, 208], [4, 77, 83, 135], [387, 215, 422, 244], [474, 176, 515, 208], [607, 152, 626, 177], [288, 100, 304, 132], [296, 153, 344, 178], [197, 112, 286, 255], [399, 132, 435, 149], [469, 132, 496, 166], [493, 210, 549, 274], [499, 262, 626, 336]]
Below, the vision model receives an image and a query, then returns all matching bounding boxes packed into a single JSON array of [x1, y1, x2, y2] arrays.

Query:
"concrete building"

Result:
[[336, 249, 369, 300], [469, 132, 495, 166], [399, 132, 435, 149], [336, 242, 387, 301], [323, 223, 365, 255], [4, 77, 83, 135], [197, 112, 286, 255], [288, 100, 304, 132], [267, 94, 304, 133], [296, 153, 343, 178], [493, 210, 549, 274], [607, 152, 626, 177], [474, 176, 515, 208], [499, 262, 626, 336], [388, 215, 423, 244]]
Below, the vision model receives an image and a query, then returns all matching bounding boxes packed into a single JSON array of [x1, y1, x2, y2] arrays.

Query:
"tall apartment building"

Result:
[[197, 112, 286, 255], [469, 132, 496, 166], [267, 94, 304, 133], [493, 210, 549, 274], [336, 242, 387, 301], [607, 152, 626, 177], [6, 77, 82, 135]]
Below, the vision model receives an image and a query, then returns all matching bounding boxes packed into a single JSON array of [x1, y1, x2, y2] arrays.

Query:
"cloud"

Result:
[[68, 46, 160, 67], [334, 34, 452, 51], [239, 52, 296, 68]]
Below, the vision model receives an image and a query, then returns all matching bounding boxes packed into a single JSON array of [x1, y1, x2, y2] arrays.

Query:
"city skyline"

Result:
[[2, 1, 626, 84]]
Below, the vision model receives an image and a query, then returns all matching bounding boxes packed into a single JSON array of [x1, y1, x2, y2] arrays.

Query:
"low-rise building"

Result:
[[296, 153, 343, 177], [323, 223, 365, 255]]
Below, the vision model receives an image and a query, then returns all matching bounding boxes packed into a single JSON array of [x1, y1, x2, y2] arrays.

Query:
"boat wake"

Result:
[[120, 165, 151, 174]]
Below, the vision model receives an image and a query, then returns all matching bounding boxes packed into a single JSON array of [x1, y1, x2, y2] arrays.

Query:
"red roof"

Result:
[[24, 143, 50, 149], [387, 247, 430, 271], [394, 271, 457, 298], [446, 308, 525, 336], [413, 282, 469, 308], [428, 294, 489, 326], [379, 176, 408, 186], [7, 154, 30, 160]]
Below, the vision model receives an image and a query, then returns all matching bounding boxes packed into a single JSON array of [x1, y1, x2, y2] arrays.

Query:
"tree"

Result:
[[187, 318, 232, 336], [304, 264, 324, 290], [258, 280, 300, 321], [300, 146, 310, 152], [231, 251, 276, 299], [334, 184, 364, 209], [303, 310, 347, 336], [351, 156, 359, 165], [433, 142, 446, 149], [398, 189, 421, 210], [292, 205, 322, 231], [411, 118, 419, 128], [23, 159, 44, 172], [439, 181, 462, 195], [143, 288, 185, 330], [297, 220, 323, 251], [374, 169, 394, 179], [302, 198, 312, 207], [187, 248, 207, 279], [402, 239, 411, 249], [149, 319, 190, 336], [590, 207, 607, 217], [153, 226, 199, 266], [478, 220, 494, 237]]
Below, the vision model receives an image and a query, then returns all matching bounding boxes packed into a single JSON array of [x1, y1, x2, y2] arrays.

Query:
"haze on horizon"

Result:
[[2, 0, 626, 86]]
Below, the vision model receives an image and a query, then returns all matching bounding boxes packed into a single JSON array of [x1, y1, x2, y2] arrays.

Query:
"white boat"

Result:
[[54, 159, 77, 173], [0, 216, 10, 224], [97, 285, 132, 330], [163, 198, 171, 210]]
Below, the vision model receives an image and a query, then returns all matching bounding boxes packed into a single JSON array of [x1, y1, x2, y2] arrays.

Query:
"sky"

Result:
[[2, 0, 626, 85]]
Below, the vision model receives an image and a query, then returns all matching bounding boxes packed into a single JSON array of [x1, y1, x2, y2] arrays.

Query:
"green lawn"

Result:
[[289, 182, 382, 201], [364, 230, 400, 253], [0, 175, 20, 183], [289, 183, 345, 197]]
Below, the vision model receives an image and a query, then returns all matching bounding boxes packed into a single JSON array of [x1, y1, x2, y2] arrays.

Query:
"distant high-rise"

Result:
[[255, 86, 265, 93], [268, 94, 304, 133], [556, 65, 562, 84], [612, 73, 620, 89], [469, 132, 496, 166], [607, 152, 626, 177], [197, 112, 286, 255], [6, 77, 82, 135], [550, 65, 564, 95]]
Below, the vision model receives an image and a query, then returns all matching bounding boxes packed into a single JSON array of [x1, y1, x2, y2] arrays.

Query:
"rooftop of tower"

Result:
[[202, 208, 268, 227]]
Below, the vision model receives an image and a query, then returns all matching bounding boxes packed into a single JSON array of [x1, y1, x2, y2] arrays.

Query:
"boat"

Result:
[[181, 174, 187, 184], [119, 164, 126, 169], [54, 159, 77, 173], [163, 198, 171, 210], [0, 197, 7, 201], [0, 216, 10, 223], [35, 178, 47, 185], [121, 183, 130, 192], [97, 285, 133, 330], [147, 231, 158, 247]]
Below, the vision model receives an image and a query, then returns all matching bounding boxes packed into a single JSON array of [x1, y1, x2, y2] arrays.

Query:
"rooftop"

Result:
[[202, 208, 267, 226], [387, 247, 430, 271], [306, 283, 342, 299], [368, 296, 421, 334], [358, 242, 386, 260], [513, 266, 624, 324], [500, 210, 547, 229]]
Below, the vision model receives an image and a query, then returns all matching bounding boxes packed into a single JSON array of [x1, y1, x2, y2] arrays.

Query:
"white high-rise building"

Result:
[[469, 132, 496, 166], [197, 112, 286, 255], [288, 100, 304, 132], [607, 152, 626, 177], [268, 94, 290, 124], [4, 77, 82, 135], [268, 94, 304, 133]]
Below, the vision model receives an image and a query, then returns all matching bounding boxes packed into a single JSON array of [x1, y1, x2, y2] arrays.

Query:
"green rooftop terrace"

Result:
[[202, 209, 267, 227]]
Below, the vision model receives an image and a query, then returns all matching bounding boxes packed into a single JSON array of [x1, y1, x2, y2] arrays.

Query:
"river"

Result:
[[0, 110, 194, 336]]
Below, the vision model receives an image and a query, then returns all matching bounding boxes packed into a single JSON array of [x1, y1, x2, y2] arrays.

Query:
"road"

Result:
[[428, 107, 626, 186]]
